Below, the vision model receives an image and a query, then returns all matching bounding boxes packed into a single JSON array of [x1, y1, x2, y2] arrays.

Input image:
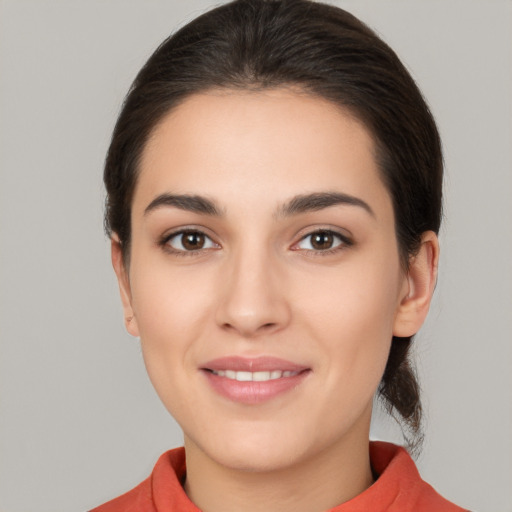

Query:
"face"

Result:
[[114, 89, 421, 472]]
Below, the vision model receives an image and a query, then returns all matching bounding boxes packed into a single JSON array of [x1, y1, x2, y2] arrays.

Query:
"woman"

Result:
[[92, 0, 466, 510]]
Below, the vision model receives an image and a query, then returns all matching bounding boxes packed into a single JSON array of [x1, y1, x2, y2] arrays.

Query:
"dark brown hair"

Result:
[[104, 0, 443, 452]]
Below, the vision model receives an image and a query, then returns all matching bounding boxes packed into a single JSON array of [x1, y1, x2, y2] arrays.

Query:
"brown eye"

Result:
[[182, 232, 205, 250], [311, 232, 335, 250], [295, 230, 350, 252], [167, 230, 216, 252]]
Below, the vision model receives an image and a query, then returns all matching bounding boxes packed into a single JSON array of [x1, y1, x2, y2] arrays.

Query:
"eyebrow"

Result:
[[277, 192, 375, 218], [144, 193, 223, 216], [143, 191, 374, 218]]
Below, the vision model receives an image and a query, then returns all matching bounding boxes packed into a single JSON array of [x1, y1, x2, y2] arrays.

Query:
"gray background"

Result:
[[1, 1, 511, 511]]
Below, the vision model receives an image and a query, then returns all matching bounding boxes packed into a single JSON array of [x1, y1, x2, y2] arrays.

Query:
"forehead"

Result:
[[134, 89, 391, 217]]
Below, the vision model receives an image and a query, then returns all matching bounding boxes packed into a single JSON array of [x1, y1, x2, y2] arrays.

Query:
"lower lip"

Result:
[[203, 370, 310, 404]]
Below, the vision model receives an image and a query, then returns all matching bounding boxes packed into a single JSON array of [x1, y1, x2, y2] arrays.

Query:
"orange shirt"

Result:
[[90, 441, 468, 511]]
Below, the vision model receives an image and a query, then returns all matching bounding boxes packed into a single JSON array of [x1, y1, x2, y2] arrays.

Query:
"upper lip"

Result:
[[201, 356, 309, 373]]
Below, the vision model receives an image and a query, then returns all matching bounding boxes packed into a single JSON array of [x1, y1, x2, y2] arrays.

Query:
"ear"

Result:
[[111, 236, 140, 337], [393, 231, 440, 338]]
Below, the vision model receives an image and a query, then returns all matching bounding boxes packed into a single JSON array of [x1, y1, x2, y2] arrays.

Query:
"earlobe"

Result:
[[393, 231, 439, 338], [111, 236, 140, 337]]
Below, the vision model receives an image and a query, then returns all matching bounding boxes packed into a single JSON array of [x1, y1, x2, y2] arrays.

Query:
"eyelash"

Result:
[[159, 229, 219, 257], [292, 229, 353, 256], [159, 228, 353, 257]]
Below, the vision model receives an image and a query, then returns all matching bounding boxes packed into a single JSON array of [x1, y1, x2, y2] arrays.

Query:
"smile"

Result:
[[210, 370, 300, 381], [202, 357, 310, 404]]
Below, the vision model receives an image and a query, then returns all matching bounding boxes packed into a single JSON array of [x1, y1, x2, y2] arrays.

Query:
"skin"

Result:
[[112, 89, 439, 512]]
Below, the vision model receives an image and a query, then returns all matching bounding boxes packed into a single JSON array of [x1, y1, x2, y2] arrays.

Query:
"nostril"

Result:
[[221, 321, 278, 336]]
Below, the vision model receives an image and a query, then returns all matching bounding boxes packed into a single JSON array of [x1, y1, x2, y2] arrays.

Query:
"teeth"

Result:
[[211, 370, 299, 381], [253, 371, 271, 382], [236, 371, 253, 381]]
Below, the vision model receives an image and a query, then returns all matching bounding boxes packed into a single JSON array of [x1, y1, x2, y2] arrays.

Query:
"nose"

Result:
[[215, 245, 291, 338]]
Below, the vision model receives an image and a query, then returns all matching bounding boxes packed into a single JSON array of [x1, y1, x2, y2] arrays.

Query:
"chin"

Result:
[[214, 444, 305, 473], [188, 422, 322, 474]]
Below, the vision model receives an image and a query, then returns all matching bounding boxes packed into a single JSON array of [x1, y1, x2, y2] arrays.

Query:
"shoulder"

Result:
[[88, 448, 197, 512], [89, 476, 155, 512], [367, 441, 469, 512]]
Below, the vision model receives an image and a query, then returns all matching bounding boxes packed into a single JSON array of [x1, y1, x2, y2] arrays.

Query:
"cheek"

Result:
[[128, 259, 218, 388], [130, 250, 216, 333], [293, 250, 403, 378], [299, 254, 401, 321]]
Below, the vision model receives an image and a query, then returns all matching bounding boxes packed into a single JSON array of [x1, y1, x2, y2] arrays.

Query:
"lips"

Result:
[[210, 369, 300, 381], [201, 356, 310, 404]]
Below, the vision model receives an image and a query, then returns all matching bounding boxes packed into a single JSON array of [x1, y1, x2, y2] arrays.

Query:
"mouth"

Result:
[[208, 369, 301, 381], [201, 356, 310, 404]]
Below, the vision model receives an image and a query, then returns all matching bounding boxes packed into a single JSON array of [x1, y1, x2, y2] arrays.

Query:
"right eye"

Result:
[[164, 230, 218, 253]]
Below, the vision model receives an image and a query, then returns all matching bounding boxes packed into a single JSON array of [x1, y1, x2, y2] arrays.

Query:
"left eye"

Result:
[[166, 230, 217, 251], [295, 230, 347, 251]]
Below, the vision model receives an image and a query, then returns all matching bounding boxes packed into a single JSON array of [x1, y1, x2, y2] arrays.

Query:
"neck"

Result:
[[183, 427, 374, 512]]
